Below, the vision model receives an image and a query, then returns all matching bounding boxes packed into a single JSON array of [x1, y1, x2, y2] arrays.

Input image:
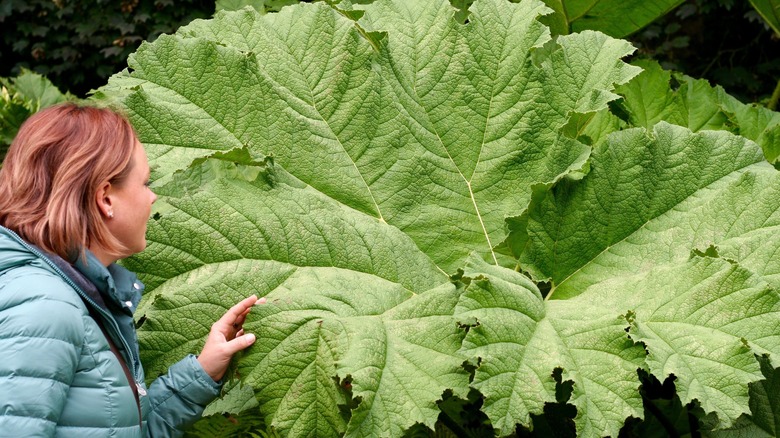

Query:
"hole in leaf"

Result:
[[669, 75, 682, 91], [618, 370, 705, 437], [335, 375, 359, 424], [514, 368, 577, 437], [536, 280, 552, 299], [461, 356, 481, 383]]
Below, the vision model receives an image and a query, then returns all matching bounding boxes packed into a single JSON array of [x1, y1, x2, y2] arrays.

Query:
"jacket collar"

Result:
[[73, 251, 144, 315], [0, 225, 144, 315], [0, 226, 38, 274]]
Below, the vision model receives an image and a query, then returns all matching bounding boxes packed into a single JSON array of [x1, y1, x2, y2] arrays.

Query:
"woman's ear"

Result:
[[95, 181, 114, 219]]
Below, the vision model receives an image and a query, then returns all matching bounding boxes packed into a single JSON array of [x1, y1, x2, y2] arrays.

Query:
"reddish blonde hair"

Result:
[[0, 103, 137, 261]]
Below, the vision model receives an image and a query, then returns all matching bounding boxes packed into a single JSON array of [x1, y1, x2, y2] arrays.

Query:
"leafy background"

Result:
[[1, 0, 779, 101], [0, 0, 214, 96], [2, 0, 779, 160]]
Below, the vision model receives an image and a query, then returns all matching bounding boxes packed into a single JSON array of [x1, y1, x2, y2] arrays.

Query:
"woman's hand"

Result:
[[197, 295, 265, 382]]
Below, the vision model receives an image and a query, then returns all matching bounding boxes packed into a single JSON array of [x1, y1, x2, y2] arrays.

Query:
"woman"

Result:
[[0, 103, 260, 437]]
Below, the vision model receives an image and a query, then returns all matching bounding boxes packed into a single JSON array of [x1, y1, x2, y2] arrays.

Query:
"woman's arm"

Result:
[[143, 295, 262, 437], [144, 354, 222, 437], [0, 273, 84, 436]]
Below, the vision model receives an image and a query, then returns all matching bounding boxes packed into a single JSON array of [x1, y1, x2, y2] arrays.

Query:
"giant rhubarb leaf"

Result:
[[130, 155, 463, 437], [101, 0, 639, 273], [99, 0, 780, 436], [711, 355, 780, 437], [502, 123, 780, 430]]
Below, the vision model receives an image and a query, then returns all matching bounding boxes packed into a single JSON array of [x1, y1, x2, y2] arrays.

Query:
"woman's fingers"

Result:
[[221, 332, 257, 356], [226, 297, 265, 337], [218, 295, 258, 329], [197, 295, 266, 382]]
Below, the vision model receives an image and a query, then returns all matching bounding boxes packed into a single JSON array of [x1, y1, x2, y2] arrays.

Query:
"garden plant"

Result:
[[64, 0, 780, 435]]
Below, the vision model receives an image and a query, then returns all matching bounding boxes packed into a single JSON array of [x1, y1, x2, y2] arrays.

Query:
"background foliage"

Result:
[[0, 0, 215, 97], [631, 0, 780, 106], [0, 69, 75, 162], [1, 0, 778, 102]]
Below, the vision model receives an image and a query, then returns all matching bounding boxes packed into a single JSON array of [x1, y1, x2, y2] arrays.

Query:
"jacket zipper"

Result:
[[4, 228, 144, 427]]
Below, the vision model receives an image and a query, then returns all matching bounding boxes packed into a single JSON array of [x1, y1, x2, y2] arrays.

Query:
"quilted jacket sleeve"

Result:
[[144, 354, 221, 437], [0, 269, 84, 437]]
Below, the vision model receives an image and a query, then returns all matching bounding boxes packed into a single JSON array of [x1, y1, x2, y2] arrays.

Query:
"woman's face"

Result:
[[106, 142, 157, 258]]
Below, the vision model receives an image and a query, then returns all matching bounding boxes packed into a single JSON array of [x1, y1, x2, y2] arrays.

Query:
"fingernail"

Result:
[[246, 333, 256, 345], [255, 297, 267, 305]]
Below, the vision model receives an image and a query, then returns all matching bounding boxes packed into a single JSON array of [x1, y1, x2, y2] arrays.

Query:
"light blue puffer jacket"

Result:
[[0, 226, 221, 437]]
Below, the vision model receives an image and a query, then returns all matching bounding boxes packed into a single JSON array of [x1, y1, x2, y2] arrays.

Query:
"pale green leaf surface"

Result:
[[216, 0, 265, 13], [578, 109, 624, 147], [1, 69, 75, 148], [330, 282, 470, 437], [458, 235, 780, 435], [105, 0, 639, 272], [717, 87, 780, 164], [202, 381, 259, 417], [615, 60, 729, 132], [594, 257, 779, 427], [563, 59, 780, 162], [709, 356, 780, 437], [4, 69, 73, 111], [515, 123, 778, 295], [96, 36, 270, 187], [125, 158, 466, 437], [505, 122, 780, 428], [456, 255, 645, 437], [613, 59, 780, 164], [486, 236, 780, 433]]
